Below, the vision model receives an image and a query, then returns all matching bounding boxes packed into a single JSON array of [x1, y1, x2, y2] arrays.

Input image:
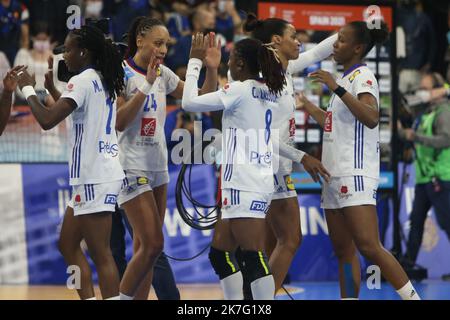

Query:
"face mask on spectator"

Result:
[[218, 0, 227, 13], [33, 40, 51, 53], [86, 1, 103, 17]]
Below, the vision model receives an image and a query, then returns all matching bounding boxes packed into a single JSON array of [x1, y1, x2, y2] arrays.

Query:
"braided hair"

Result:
[[125, 16, 165, 59], [234, 38, 286, 96], [71, 25, 124, 102], [243, 13, 288, 44]]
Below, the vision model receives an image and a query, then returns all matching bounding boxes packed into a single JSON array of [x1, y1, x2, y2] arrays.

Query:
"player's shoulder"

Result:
[[221, 80, 245, 93], [65, 70, 94, 91], [348, 66, 375, 84]]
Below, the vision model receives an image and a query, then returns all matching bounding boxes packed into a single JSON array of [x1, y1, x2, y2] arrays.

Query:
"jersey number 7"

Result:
[[106, 98, 113, 134]]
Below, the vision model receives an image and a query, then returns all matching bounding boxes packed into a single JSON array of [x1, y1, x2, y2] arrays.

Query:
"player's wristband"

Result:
[[333, 85, 347, 98], [22, 86, 37, 100], [138, 80, 153, 95], [186, 58, 203, 78]]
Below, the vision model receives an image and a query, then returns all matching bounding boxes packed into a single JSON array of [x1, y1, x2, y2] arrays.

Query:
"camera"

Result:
[[53, 18, 128, 82]]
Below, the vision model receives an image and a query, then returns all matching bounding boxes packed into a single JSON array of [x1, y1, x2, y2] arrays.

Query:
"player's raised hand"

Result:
[[3, 65, 27, 92], [300, 153, 331, 183], [17, 68, 36, 90], [309, 70, 338, 91], [146, 48, 159, 85], [204, 32, 222, 69], [295, 92, 309, 110], [189, 32, 208, 61], [44, 56, 55, 91]]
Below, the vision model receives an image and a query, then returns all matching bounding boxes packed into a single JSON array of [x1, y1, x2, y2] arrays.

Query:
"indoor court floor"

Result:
[[0, 281, 449, 300]]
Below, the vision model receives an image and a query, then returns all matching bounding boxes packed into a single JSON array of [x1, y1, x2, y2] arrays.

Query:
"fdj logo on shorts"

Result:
[[250, 200, 268, 212], [99, 141, 119, 157], [104, 194, 117, 205]]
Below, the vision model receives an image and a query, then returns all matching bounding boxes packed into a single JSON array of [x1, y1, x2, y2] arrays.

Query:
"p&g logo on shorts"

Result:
[[250, 200, 268, 212], [104, 194, 117, 205]]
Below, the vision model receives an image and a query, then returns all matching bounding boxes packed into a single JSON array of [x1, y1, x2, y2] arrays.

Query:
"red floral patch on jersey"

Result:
[[340, 186, 348, 194], [223, 198, 228, 206], [289, 118, 296, 137], [67, 83, 74, 91], [141, 118, 156, 136], [366, 80, 372, 86], [75, 194, 81, 202], [324, 112, 332, 132]]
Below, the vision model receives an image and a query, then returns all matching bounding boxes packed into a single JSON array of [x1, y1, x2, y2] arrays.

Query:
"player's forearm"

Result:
[[199, 67, 218, 95], [340, 93, 379, 129], [304, 101, 327, 128], [275, 140, 305, 163], [116, 92, 147, 131], [27, 95, 58, 130], [47, 85, 61, 101], [289, 34, 337, 73], [0, 90, 13, 135], [182, 60, 224, 112]]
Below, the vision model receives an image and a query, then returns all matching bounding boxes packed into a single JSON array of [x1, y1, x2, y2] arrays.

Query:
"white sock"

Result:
[[220, 271, 244, 300], [119, 292, 134, 300], [251, 275, 275, 300], [85, 297, 97, 300], [105, 295, 120, 300], [396, 281, 421, 300]]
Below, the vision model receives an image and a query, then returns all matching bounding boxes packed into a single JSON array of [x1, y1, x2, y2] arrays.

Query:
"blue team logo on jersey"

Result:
[[124, 67, 134, 79], [99, 141, 119, 157], [104, 194, 117, 205], [250, 200, 268, 212]]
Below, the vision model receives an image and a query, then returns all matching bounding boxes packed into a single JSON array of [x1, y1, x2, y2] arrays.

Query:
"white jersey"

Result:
[[219, 80, 277, 193], [271, 34, 337, 174], [322, 64, 380, 179], [118, 59, 180, 171], [61, 68, 124, 185], [271, 69, 296, 174]]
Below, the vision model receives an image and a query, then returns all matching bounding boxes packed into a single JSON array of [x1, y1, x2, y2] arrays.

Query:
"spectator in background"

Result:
[[215, 0, 242, 43], [0, 0, 30, 65], [13, 22, 53, 103], [399, 72, 450, 281], [398, 0, 436, 93], [166, 6, 214, 79], [84, 0, 104, 20], [24, 0, 69, 46], [166, 6, 228, 80], [166, 1, 191, 45]]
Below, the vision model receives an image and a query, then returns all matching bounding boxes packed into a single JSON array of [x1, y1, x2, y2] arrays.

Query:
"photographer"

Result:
[[399, 72, 450, 280]]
